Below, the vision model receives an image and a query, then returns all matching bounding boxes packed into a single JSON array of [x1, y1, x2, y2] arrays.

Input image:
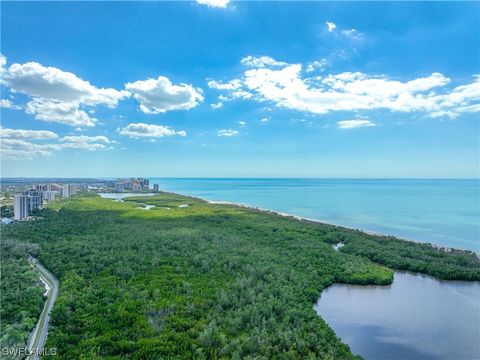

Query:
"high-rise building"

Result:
[[42, 191, 59, 202], [132, 183, 141, 192], [36, 183, 62, 192], [24, 190, 43, 211], [153, 184, 159, 192], [35, 184, 48, 191], [14, 194, 29, 220], [115, 182, 124, 192], [49, 183, 62, 192], [61, 184, 77, 198]]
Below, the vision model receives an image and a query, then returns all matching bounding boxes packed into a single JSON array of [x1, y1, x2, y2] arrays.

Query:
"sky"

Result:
[[1, 1, 479, 178]]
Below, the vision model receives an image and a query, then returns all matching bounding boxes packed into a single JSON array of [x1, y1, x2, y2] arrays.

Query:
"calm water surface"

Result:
[[149, 179, 480, 251], [314, 272, 480, 360], [98, 192, 154, 199]]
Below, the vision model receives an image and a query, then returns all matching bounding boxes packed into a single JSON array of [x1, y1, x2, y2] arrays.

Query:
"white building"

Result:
[[42, 191, 59, 202], [61, 184, 77, 198], [115, 182, 125, 192], [14, 194, 29, 220]]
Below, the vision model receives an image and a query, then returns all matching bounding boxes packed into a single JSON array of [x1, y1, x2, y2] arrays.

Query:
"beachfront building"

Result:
[[114, 178, 150, 192], [153, 184, 159, 192], [115, 182, 125, 192]]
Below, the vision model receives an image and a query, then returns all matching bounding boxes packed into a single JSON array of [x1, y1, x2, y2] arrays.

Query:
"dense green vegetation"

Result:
[[0, 205, 14, 218], [0, 239, 44, 352], [1, 192, 479, 359]]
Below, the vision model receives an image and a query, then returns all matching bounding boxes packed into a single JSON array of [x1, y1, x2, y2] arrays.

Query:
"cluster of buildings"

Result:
[[114, 178, 152, 192], [13, 183, 77, 220]]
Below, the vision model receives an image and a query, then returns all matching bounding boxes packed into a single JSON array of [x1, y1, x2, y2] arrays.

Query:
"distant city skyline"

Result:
[[1, 1, 479, 178]]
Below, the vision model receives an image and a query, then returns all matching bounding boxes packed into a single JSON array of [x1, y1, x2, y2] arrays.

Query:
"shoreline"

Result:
[[102, 191, 478, 255], [124, 190, 472, 253], [193, 196, 462, 253]]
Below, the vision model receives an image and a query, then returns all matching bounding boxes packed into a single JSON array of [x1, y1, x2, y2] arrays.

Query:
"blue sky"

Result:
[[1, 1, 479, 178]]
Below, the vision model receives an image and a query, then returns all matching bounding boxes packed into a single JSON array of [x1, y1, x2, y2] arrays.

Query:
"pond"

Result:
[[314, 272, 480, 359]]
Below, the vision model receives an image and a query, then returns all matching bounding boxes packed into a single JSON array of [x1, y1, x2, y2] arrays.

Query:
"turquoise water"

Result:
[[149, 179, 480, 252]]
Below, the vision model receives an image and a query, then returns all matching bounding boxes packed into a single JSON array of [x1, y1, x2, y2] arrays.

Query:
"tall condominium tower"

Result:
[[13, 194, 29, 220]]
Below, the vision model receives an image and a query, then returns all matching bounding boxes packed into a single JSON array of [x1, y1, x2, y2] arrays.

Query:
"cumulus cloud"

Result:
[[260, 118, 269, 123], [26, 99, 97, 127], [196, 0, 229, 8], [217, 129, 239, 137], [326, 21, 337, 32], [0, 99, 22, 110], [0, 126, 58, 139], [337, 119, 376, 129], [0, 126, 111, 159], [1, 138, 60, 159], [206, 55, 480, 119], [117, 123, 186, 138], [3, 60, 129, 106], [0, 55, 130, 128], [238, 121, 246, 126], [125, 76, 203, 114], [61, 135, 114, 144]]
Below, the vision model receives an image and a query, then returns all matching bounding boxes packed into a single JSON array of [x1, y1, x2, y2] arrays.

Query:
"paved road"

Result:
[[27, 257, 59, 360]]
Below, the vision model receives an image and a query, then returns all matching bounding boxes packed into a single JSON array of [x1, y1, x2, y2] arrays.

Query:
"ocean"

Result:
[[148, 178, 480, 252]]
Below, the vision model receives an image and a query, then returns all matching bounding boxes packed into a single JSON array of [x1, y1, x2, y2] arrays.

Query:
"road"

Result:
[[27, 257, 59, 360]]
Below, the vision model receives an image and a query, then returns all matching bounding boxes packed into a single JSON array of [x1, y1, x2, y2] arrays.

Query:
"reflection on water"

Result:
[[314, 272, 480, 360]]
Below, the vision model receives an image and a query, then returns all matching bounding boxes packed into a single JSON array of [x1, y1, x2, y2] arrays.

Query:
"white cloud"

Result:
[[207, 79, 242, 90], [0, 99, 22, 110], [240, 56, 289, 68], [0, 55, 130, 128], [61, 135, 113, 144], [238, 121, 246, 126], [306, 59, 328, 73], [326, 21, 337, 32], [0, 126, 58, 140], [337, 119, 376, 129], [0, 54, 7, 82], [117, 123, 186, 138], [260, 118, 269, 123], [196, 0, 229, 8], [125, 76, 203, 114], [26, 99, 97, 127], [1, 138, 59, 159], [207, 55, 480, 119], [3, 60, 129, 107], [211, 102, 223, 109], [0, 127, 110, 159], [217, 129, 239, 137]]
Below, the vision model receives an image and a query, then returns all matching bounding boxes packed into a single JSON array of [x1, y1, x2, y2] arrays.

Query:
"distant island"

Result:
[[1, 191, 478, 359]]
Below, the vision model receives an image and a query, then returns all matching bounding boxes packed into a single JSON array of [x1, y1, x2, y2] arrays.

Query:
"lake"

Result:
[[149, 178, 480, 252], [314, 272, 480, 359]]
